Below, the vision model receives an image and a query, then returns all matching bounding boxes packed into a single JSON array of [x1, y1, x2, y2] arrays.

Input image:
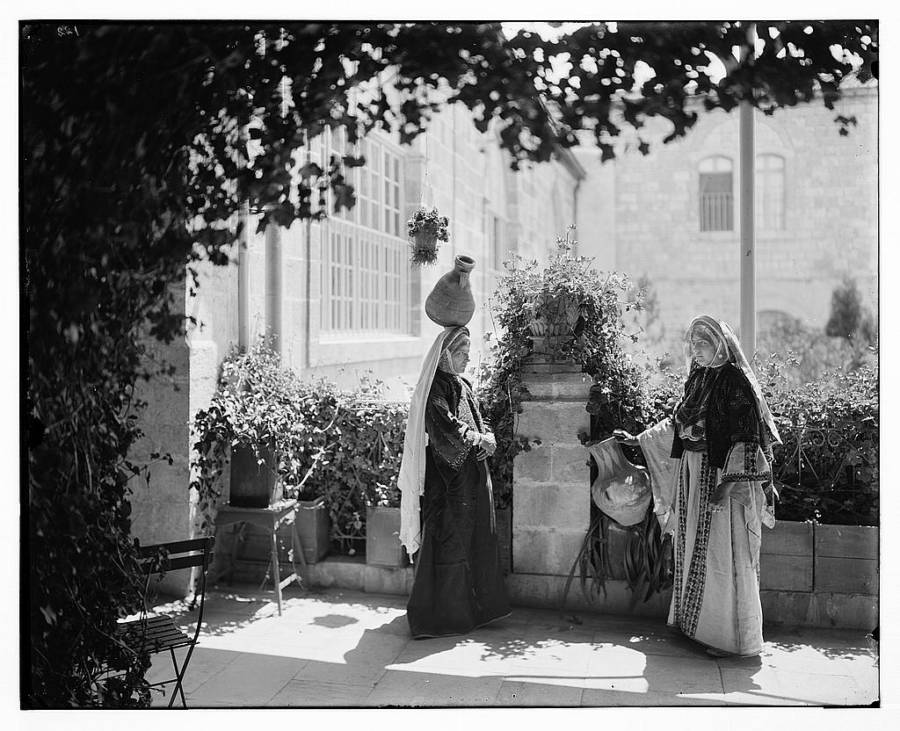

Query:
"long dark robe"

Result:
[[406, 370, 510, 638]]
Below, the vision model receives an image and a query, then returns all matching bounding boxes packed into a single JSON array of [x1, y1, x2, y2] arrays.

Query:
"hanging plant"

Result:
[[407, 206, 449, 265]]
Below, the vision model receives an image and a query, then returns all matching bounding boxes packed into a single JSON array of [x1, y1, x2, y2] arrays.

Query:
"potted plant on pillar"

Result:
[[526, 287, 584, 357], [476, 224, 648, 578]]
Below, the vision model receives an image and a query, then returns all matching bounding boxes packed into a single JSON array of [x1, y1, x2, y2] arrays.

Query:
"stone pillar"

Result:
[[512, 361, 592, 576]]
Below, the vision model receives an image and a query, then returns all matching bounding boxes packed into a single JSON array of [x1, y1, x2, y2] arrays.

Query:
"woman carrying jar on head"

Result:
[[399, 326, 510, 639]]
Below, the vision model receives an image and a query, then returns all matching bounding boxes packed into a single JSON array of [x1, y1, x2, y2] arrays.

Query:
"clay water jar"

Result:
[[587, 437, 652, 526], [425, 255, 476, 327]]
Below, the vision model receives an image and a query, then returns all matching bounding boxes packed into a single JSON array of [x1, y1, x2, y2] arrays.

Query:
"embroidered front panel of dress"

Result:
[[673, 461, 688, 627], [677, 418, 708, 452], [456, 379, 484, 435], [429, 389, 473, 471], [679, 454, 715, 638]]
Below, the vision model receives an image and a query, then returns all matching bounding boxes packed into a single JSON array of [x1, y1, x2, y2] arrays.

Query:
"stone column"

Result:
[[512, 360, 592, 576]]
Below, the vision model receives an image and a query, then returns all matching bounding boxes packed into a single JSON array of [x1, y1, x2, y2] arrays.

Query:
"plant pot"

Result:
[[526, 334, 577, 359], [425, 255, 476, 326], [296, 496, 330, 564], [411, 230, 440, 263], [229, 444, 282, 508], [365, 506, 408, 567], [527, 294, 580, 341]]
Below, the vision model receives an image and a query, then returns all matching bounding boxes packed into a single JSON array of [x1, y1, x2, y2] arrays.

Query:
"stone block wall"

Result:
[[128, 280, 195, 595], [512, 369, 593, 576], [760, 521, 878, 630]]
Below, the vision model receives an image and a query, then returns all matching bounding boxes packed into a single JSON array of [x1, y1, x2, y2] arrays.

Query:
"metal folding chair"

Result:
[[115, 536, 215, 708]]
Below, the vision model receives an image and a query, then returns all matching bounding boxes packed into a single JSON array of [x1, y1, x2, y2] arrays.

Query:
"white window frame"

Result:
[[318, 128, 410, 335]]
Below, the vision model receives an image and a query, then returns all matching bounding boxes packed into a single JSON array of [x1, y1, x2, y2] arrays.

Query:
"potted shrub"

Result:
[[192, 342, 338, 562], [310, 376, 409, 559], [407, 206, 449, 265]]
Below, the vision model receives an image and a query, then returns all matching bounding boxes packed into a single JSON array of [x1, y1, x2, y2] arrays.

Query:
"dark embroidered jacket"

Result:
[[425, 370, 485, 471], [670, 362, 768, 470]]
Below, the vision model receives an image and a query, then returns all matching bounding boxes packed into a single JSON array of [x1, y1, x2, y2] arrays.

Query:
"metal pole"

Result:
[[238, 203, 250, 350], [739, 100, 756, 356], [265, 224, 283, 354]]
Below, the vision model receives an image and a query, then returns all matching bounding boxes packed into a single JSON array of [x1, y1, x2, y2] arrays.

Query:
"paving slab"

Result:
[[147, 584, 878, 708]]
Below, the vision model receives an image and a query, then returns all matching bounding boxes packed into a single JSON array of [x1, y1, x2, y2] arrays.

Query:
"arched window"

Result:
[[755, 154, 786, 231], [698, 156, 734, 232]]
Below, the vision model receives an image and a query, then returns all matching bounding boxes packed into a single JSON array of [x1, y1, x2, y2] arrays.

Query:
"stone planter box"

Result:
[[365, 506, 408, 568], [757, 520, 877, 630], [213, 497, 331, 584], [295, 497, 331, 564], [508, 519, 878, 630]]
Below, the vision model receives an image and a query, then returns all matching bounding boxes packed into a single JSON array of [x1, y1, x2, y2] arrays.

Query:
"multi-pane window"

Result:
[[698, 155, 734, 232], [755, 154, 786, 231], [384, 149, 401, 237], [318, 129, 409, 334]]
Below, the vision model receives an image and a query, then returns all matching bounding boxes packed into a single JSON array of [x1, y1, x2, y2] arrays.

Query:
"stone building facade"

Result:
[[574, 83, 878, 353], [128, 103, 585, 549]]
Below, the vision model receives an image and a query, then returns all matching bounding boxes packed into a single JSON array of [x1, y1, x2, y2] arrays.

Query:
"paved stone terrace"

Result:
[[144, 585, 878, 708]]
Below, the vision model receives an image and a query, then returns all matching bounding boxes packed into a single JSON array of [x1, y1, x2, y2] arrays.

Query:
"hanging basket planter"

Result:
[[412, 230, 439, 263], [407, 206, 449, 265]]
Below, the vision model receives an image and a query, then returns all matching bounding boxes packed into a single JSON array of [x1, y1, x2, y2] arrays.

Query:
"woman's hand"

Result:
[[613, 429, 639, 447], [462, 428, 480, 445], [466, 429, 496, 460]]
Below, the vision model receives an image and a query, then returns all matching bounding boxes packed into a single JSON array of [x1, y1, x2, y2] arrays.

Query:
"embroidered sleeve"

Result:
[[724, 370, 761, 444], [717, 441, 775, 528], [425, 380, 473, 470], [718, 441, 772, 487]]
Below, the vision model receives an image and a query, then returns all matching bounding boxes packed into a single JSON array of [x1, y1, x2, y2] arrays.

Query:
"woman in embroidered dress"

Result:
[[398, 326, 510, 639], [615, 315, 780, 657]]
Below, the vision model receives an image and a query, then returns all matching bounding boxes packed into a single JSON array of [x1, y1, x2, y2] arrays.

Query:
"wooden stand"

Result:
[[215, 499, 307, 616]]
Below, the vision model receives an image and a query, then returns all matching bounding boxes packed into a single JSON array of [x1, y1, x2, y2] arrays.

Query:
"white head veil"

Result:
[[684, 315, 781, 445], [398, 327, 459, 557]]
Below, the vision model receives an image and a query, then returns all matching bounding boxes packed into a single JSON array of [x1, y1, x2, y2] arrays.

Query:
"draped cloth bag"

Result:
[[636, 418, 679, 534]]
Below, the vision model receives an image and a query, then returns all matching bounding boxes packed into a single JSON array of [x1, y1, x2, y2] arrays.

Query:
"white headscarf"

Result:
[[398, 327, 462, 557], [684, 315, 782, 445]]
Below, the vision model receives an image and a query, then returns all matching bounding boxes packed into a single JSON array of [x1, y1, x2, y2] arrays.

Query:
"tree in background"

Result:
[[826, 276, 876, 344], [22, 20, 877, 706]]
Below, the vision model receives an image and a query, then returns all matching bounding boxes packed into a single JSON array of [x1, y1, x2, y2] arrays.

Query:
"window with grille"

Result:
[[698, 156, 734, 232], [318, 128, 410, 334], [755, 154, 785, 231]]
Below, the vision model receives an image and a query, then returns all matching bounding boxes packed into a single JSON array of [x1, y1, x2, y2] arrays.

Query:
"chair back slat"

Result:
[[137, 536, 215, 558], [138, 536, 215, 575]]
